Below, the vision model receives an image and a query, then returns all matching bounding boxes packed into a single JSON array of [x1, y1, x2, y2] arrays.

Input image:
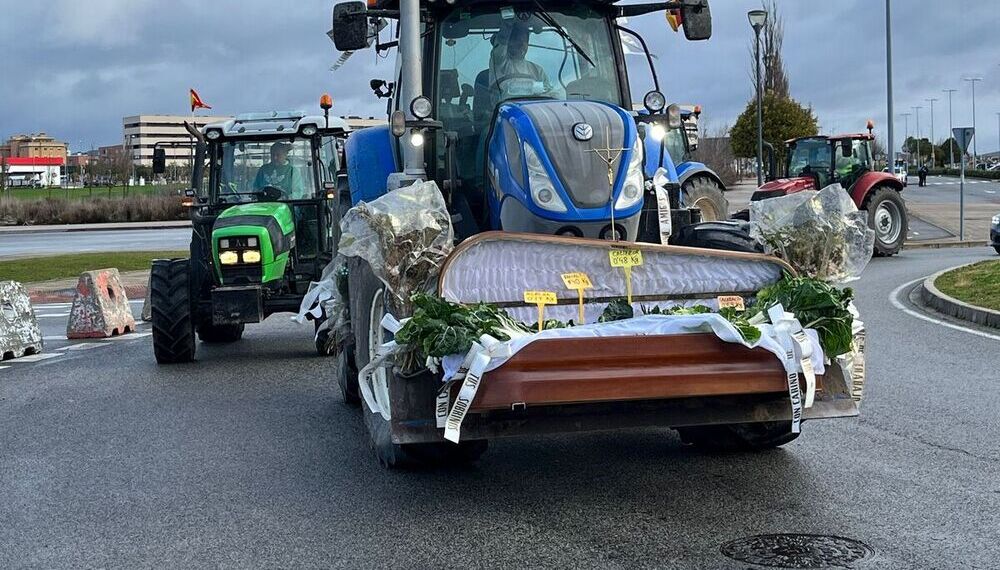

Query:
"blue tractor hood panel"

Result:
[[488, 100, 642, 224]]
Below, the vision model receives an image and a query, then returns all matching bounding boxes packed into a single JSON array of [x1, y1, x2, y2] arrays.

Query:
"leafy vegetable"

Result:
[[395, 293, 532, 359], [718, 306, 762, 343], [751, 276, 854, 357], [598, 298, 634, 322], [645, 304, 713, 316]]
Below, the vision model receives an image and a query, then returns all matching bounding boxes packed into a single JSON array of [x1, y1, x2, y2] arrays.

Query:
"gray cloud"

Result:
[[1, 0, 998, 155]]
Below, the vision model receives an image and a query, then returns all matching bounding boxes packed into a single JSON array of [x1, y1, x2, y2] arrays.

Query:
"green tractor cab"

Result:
[[150, 109, 351, 364]]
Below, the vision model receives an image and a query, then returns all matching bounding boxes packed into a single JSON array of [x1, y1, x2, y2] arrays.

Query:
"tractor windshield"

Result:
[[214, 138, 318, 203], [786, 138, 832, 188], [435, 4, 621, 188]]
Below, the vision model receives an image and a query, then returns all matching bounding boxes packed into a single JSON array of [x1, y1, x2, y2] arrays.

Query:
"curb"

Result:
[[903, 240, 989, 250], [920, 264, 1000, 329], [0, 221, 191, 234], [29, 284, 148, 304]]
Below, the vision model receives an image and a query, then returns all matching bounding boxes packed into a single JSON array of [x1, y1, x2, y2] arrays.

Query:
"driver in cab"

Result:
[[489, 23, 560, 99], [254, 142, 304, 198]]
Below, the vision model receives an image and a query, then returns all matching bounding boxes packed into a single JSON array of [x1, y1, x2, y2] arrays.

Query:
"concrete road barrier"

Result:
[[141, 274, 152, 322], [0, 281, 44, 359], [67, 268, 136, 339]]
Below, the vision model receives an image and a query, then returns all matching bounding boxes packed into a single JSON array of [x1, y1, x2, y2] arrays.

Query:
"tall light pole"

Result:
[[912, 105, 922, 168], [963, 76, 982, 168], [925, 97, 937, 166], [748, 9, 767, 187], [996, 113, 1000, 167], [885, 0, 894, 169], [943, 88, 957, 167], [901, 112, 911, 166]]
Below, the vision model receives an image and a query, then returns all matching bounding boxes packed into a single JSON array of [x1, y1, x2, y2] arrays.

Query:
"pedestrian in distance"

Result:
[[918, 163, 928, 187]]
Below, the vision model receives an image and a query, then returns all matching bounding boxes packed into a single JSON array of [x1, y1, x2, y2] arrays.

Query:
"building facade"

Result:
[[1, 133, 68, 164], [122, 114, 233, 167]]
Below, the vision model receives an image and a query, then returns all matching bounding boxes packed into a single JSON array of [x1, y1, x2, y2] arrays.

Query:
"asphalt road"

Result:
[[0, 228, 192, 257], [2, 247, 999, 568], [903, 174, 999, 206]]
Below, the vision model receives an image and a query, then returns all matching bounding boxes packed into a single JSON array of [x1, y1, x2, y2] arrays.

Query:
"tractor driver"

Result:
[[489, 23, 559, 100], [254, 142, 305, 199]]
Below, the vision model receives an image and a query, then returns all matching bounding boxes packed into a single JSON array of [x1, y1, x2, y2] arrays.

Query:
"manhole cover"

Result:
[[720, 533, 874, 568]]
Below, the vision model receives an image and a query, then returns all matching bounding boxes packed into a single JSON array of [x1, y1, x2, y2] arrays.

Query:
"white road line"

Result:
[[99, 332, 151, 341], [0, 365, 9, 370], [890, 277, 1000, 342], [9, 353, 61, 363], [42, 336, 64, 341], [57, 343, 107, 352], [37, 313, 70, 318]]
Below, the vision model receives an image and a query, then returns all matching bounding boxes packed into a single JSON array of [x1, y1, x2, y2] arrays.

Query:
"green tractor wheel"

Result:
[[150, 258, 196, 364]]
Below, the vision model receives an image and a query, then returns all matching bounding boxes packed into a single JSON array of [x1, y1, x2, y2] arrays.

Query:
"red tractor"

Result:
[[749, 129, 907, 256]]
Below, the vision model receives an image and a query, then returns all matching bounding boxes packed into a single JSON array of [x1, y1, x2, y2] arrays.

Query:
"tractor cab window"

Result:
[[664, 127, 688, 164], [787, 138, 833, 189], [436, 4, 622, 192], [215, 139, 318, 203], [834, 138, 872, 189]]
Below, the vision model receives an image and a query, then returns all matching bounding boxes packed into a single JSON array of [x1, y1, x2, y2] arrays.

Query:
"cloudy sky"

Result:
[[1, 0, 998, 156]]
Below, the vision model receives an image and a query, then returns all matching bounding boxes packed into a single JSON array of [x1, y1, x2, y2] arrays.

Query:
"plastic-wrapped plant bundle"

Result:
[[750, 184, 874, 283], [339, 181, 454, 315]]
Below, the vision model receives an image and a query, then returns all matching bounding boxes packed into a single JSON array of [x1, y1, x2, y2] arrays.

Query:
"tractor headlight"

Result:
[[242, 250, 261, 264], [992, 214, 1000, 226], [219, 250, 239, 265], [301, 125, 318, 137], [615, 137, 645, 210], [410, 96, 433, 119], [649, 123, 666, 142], [524, 144, 567, 213]]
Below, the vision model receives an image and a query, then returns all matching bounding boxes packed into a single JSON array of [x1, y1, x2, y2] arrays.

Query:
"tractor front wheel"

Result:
[[150, 258, 196, 364], [864, 186, 907, 256], [682, 176, 729, 222]]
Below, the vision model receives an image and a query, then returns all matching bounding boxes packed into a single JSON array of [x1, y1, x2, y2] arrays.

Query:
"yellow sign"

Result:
[[561, 272, 593, 290], [561, 272, 593, 324], [717, 295, 746, 311], [609, 249, 643, 303], [524, 290, 557, 332], [609, 249, 643, 268]]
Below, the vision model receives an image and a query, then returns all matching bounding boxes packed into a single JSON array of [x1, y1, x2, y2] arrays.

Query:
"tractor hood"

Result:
[[495, 100, 641, 215], [211, 202, 296, 284], [751, 177, 816, 201]]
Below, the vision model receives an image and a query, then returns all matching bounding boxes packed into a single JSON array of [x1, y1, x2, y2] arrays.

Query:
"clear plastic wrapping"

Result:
[[750, 184, 874, 283], [338, 181, 454, 313]]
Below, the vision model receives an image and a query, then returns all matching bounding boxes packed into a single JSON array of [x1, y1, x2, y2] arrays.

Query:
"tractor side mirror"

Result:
[[840, 139, 852, 158], [152, 148, 166, 175], [329, 2, 370, 52], [681, 0, 712, 41]]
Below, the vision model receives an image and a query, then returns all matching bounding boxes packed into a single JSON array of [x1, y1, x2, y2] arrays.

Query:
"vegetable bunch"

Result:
[[751, 276, 855, 357]]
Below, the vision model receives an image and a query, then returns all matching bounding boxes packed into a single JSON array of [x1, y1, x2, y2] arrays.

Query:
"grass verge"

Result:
[[934, 260, 1000, 311], [0, 251, 187, 284], [3, 184, 184, 201]]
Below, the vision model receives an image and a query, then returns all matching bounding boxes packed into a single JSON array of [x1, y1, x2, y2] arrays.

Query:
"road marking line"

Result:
[[35, 303, 72, 309], [0, 365, 9, 370], [9, 353, 61, 362], [37, 313, 70, 318], [57, 343, 107, 352], [99, 332, 152, 341], [42, 336, 64, 341], [890, 277, 1000, 342]]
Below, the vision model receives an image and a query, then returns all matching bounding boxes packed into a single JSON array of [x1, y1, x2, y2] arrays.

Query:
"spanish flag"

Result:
[[666, 10, 682, 32], [190, 89, 212, 112]]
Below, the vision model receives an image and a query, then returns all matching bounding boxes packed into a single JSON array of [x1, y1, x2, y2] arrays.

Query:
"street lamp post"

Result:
[[926, 97, 937, 166], [943, 88, 957, 167], [748, 9, 767, 187], [912, 105, 922, 169], [901, 112, 911, 166], [885, 0, 894, 171], [963, 76, 982, 168]]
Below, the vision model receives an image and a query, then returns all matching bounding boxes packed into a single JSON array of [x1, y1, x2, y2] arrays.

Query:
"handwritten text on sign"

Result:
[[608, 249, 643, 268]]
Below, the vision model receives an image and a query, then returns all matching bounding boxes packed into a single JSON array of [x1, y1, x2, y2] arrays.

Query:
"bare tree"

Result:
[[750, 0, 790, 99]]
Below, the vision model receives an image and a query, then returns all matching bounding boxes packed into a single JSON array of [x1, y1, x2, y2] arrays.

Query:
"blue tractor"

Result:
[[667, 105, 729, 221], [328, 0, 765, 465]]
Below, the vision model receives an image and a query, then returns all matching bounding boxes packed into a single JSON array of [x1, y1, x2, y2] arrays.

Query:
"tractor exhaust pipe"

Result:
[[398, 0, 426, 179]]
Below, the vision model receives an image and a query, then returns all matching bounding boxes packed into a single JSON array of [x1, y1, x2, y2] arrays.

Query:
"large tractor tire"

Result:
[[676, 421, 799, 451], [336, 347, 361, 406], [150, 258, 196, 364], [682, 175, 729, 222], [671, 221, 763, 253], [198, 323, 244, 343], [864, 186, 907, 257], [349, 259, 488, 469], [314, 318, 336, 357]]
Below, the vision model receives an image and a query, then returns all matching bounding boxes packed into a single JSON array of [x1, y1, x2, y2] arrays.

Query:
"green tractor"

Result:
[[150, 108, 351, 363]]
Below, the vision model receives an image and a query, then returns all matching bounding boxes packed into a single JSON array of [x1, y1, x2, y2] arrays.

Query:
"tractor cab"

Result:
[[332, 0, 717, 242]]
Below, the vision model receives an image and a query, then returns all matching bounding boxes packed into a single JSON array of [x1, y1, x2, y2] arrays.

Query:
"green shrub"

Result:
[[0, 195, 185, 226]]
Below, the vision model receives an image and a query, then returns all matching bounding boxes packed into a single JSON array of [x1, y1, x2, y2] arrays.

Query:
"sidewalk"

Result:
[[0, 220, 191, 234], [27, 269, 150, 304]]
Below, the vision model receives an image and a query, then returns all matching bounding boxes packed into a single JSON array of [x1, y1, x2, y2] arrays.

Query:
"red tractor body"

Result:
[[750, 132, 907, 256]]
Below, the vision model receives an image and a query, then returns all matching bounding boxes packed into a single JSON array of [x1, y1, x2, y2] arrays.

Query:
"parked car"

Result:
[[991, 213, 1000, 255]]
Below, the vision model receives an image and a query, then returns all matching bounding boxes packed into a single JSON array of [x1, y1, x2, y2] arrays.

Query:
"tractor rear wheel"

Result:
[[349, 259, 488, 469], [864, 186, 907, 256], [150, 258, 196, 364], [676, 421, 799, 451], [671, 221, 763, 253], [197, 323, 244, 343], [337, 347, 361, 406], [683, 176, 729, 222]]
